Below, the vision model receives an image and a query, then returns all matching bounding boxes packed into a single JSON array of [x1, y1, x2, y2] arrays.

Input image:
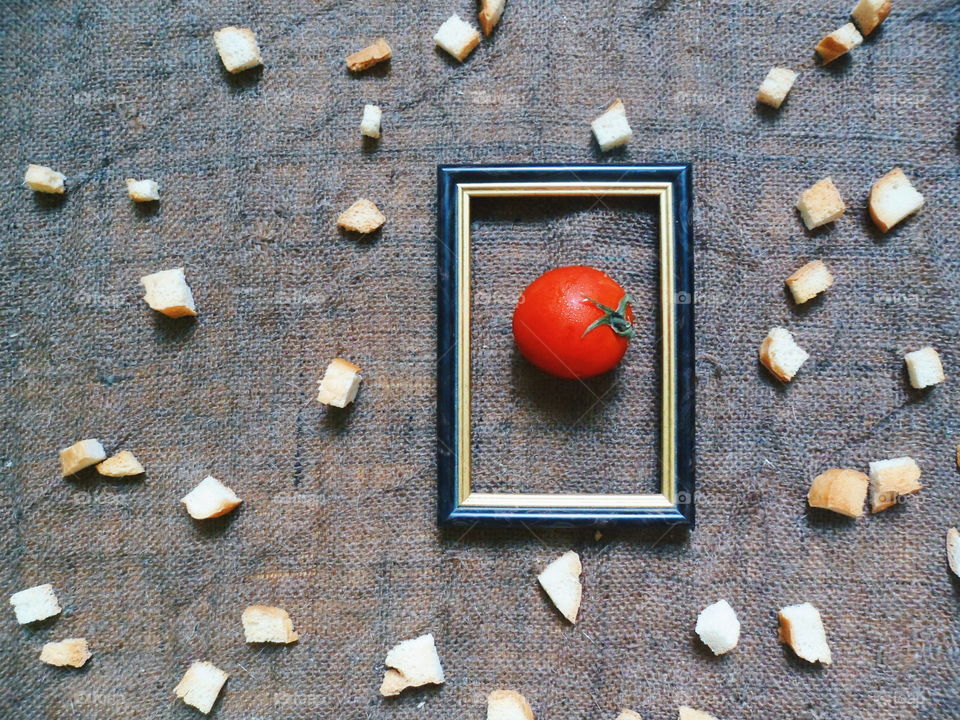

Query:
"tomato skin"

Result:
[[512, 266, 634, 379]]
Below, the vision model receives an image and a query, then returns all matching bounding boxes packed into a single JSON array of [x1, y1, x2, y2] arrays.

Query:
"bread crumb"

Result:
[[786, 260, 834, 304], [851, 0, 891, 35], [174, 660, 229, 714], [679, 708, 719, 720], [181, 476, 243, 520], [695, 599, 740, 655], [778, 602, 832, 664], [759, 327, 809, 382], [96, 450, 144, 477], [816, 23, 863, 64], [126, 178, 159, 202], [869, 456, 921, 512], [317, 358, 362, 407], [40, 638, 90, 668], [537, 550, 582, 623], [947, 527, 960, 578], [214, 26, 262, 73], [796, 177, 845, 230], [346, 38, 392, 72], [10, 584, 61, 625], [60, 438, 107, 476], [361, 104, 382, 139], [140, 268, 197, 318], [487, 689, 534, 720], [24, 164, 66, 194], [756, 67, 797, 109], [904, 346, 944, 389], [869, 167, 924, 232], [337, 199, 386, 234], [434, 14, 481, 62], [591, 99, 633, 151], [479, 0, 506, 36], [807, 468, 868, 518], [242, 605, 298, 643], [379, 633, 445, 696]]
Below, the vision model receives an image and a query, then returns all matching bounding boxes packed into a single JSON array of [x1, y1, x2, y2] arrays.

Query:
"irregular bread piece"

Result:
[[40, 638, 91, 667], [479, 0, 506, 36], [487, 689, 534, 720], [807, 468, 869, 518], [346, 38, 392, 72], [337, 199, 386, 233], [616, 711, 643, 720], [796, 177, 845, 230], [241, 605, 298, 643], [140, 268, 197, 318], [786, 260, 834, 304], [379, 633, 445, 696], [317, 358, 362, 407], [591, 99, 633, 151], [869, 457, 921, 512], [679, 708, 718, 720], [213, 26, 262, 73], [181, 476, 243, 520], [695, 599, 740, 655], [126, 178, 159, 202], [10, 584, 62, 625], [759, 327, 809, 382], [778, 602, 832, 664], [60, 438, 107, 476], [869, 167, 924, 232], [96, 450, 145, 477], [434, 14, 481, 62], [816, 23, 863, 64], [24, 164, 66, 194], [904, 346, 944, 389], [948, 527, 960, 578], [851, 0, 891, 35], [537, 550, 582, 623], [756, 67, 797, 109], [174, 661, 229, 714], [360, 104, 382, 139]]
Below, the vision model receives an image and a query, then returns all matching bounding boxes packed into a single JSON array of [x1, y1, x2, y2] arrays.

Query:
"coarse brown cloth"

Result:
[[1, 1, 958, 718]]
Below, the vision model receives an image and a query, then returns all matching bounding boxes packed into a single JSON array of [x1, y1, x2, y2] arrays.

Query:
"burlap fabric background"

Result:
[[2, 1, 958, 718]]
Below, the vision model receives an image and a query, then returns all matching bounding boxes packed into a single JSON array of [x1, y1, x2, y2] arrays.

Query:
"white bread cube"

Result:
[[869, 456, 921, 512], [360, 104, 382, 139], [759, 327, 809, 383], [851, 0, 891, 35], [756, 67, 797, 109], [337, 199, 386, 234], [181, 476, 243, 519], [616, 711, 643, 720], [24, 164, 66, 194], [126, 178, 159, 202], [679, 708, 718, 720], [947, 527, 960, 578], [59, 438, 107, 476], [213, 26, 262, 73], [778, 602, 832, 664], [695, 599, 740, 655], [592, 99, 633, 151], [487, 689, 534, 720], [317, 358, 362, 407], [796, 177, 846, 230], [537, 550, 582, 623], [904, 346, 944, 389], [140, 268, 197, 318], [241, 605, 298, 643], [40, 638, 91, 667], [869, 167, 924, 232], [816, 23, 863, 64], [434, 14, 481, 62], [786, 260, 834, 304], [479, 0, 506, 36], [346, 38, 392, 72], [96, 450, 144, 477], [379, 633, 445, 696], [174, 660, 229, 714], [10, 584, 62, 624], [807, 468, 869, 518]]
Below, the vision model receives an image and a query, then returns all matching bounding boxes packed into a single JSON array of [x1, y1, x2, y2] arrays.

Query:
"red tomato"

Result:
[[512, 266, 635, 379]]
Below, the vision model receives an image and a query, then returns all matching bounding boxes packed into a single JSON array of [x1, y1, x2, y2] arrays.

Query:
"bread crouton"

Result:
[[60, 438, 107, 476], [487, 689, 534, 720], [213, 26, 262, 73], [346, 38, 392, 72], [851, 0, 891, 35], [241, 605, 298, 644], [174, 661, 229, 714], [796, 177, 845, 230], [181, 476, 243, 520], [140, 268, 197, 318], [679, 708, 719, 720], [479, 0, 506, 36], [9, 584, 62, 625], [40, 638, 90, 667], [756, 67, 797, 109], [96, 450, 144, 477], [337, 199, 386, 234], [591, 99, 633, 151], [616, 711, 643, 720], [786, 260, 834, 304], [869, 167, 924, 232], [807, 468, 868, 518], [695, 599, 740, 655], [126, 178, 159, 202], [379, 633, 445, 696], [24, 164, 66, 194], [948, 527, 960, 578], [434, 14, 481, 62], [360, 104, 382, 139], [537, 550, 582, 623], [869, 456, 921, 512], [778, 602, 832, 664], [317, 358, 362, 407], [759, 327, 809, 382], [816, 23, 863, 64], [904, 346, 944, 389]]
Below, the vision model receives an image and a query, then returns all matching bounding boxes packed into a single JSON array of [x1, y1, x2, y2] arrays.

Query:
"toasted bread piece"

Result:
[[479, 0, 506, 36], [904, 346, 944, 389], [591, 99, 633, 152], [816, 23, 863, 64], [213, 26, 262, 73], [317, 358, 362, 407], [435, 14, 481, 62], [174, 661, 228, 714], [40, 638, 90, 667], [379, 633, 445, 696], [756, 67, 797, 109], [778, 602, 832, 664], [616, 711, 643, 720], [337, 199, 386, 234], [346, 38, 392, 72], [126, 178, 159, 202], [851, 0, 891, 35], [679, 708, 718, 720], [96, 450, 144, 477], [869, 456, 921, 512], [181, 476, 243, 519], [807, 468, 868, 518], [948, 528, 960, 578], [140, 268, 197, 318], [60, 438, 107, 476], [487, 689, 534, 720], [869, 167, 924, 232], [695, 599, 740, 655], [796, 177, 845, 230], [360, 104, 382, 139], [759, 327, 809, 382], [242, 605, 298, 643], [24, 164, 66, 194], [786, 260, 834, 304], [10, 584, 61, 625], [537, 550, 582, 623]]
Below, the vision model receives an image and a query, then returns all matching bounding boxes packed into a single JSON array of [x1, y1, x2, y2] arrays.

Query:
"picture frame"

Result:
[[437, 164, 694, 528]]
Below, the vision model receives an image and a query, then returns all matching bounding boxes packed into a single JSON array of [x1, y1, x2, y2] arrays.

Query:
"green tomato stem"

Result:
[[582, 293, 636, 340]]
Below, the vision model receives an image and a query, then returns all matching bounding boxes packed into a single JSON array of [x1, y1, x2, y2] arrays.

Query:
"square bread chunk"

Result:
[[679, 708, 718, 720], [213, 26, 262, 73], [337, 199, 386, 233], [126, 178, 159, 202], [904, 346, 944, 389], [616, 711, 643, 720], [816, 23, 863, 64], [869, 167, 924, 232], [10, 584, 62, 624], [487, 689, 534, 720], [778, 602, 832, 664], [479, 0, 506, 36], [96, 450, 144, 477], [786, 260, 834, 304], [757, 67, 797, 109], [241, 605, 298, 643], [948, 527, 960, 578], [140, 268, 197, 318], [60, 438, 107, 476], [591, 99, 633, 151], [759, 327, 809, 382], [40, 638, 91, 667], [796, 177, 845, 230], [695, 599, 740, 655], [317, 358, 362, 407], [807, 468, 869, 517], [24, 164, 66, 194], [537, 550, 582, 623], [174, 661, 229, 714], [181, 476, 243, 519], [434, 14, 481, 62], [360, 104, 382, 138], [379, 633, 445, 696], [346, 38, 392, 71], [869, 456, 922, 512], [851, 0, 891, 35]]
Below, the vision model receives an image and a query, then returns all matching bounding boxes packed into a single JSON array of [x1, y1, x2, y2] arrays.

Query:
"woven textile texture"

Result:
[[2, 1, 959, 719]]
